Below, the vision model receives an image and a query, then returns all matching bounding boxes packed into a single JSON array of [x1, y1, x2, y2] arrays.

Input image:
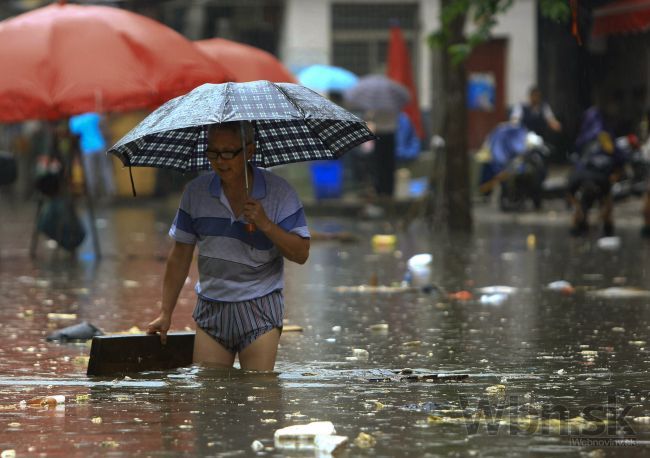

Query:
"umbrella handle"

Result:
[[240, 121, 256, 234]]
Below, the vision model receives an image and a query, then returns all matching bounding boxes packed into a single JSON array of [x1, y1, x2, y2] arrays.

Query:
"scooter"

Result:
[[498, 131, 549, 211], [478, 124, 550, 212]]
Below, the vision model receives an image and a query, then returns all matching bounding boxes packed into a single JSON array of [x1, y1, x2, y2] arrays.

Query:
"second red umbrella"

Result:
[[195, 38, 296, 83]]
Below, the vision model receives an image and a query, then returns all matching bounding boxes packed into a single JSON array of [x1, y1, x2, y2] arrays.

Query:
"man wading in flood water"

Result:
[[146, 121, 310, 371]]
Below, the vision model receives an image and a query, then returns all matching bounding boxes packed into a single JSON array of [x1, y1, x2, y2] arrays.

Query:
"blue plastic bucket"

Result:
[[310, 161, 343, 199]]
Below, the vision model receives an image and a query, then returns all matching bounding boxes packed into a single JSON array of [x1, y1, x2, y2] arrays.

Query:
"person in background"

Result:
[[510, 86, 562, 139], [638, 110, 650, 238], [69, 113, 115, 201], [567, 104, 625, 236], [395, 112, 421, 163]]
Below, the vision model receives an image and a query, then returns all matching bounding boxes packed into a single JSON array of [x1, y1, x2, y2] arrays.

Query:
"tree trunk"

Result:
[[440, 1, 472, 231]]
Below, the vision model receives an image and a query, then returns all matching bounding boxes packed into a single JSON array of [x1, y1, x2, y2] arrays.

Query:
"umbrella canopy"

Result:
[[109, 81, 375, 173], [195, 38, 295, 83], [344, 74, 410, 113], [0, 2, 232, 122], [297, 65, 359, 93]]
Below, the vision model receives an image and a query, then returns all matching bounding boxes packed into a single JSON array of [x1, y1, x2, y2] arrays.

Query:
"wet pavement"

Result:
[[0, 196, 649, 457]]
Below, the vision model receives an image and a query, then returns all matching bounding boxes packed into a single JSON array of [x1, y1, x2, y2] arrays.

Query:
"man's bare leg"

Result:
[[238, 328, 281, 371], [193, 326, 236, 367]]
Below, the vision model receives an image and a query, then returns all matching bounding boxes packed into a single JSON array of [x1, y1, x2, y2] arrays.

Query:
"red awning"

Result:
[[592, 0, 650, 36]]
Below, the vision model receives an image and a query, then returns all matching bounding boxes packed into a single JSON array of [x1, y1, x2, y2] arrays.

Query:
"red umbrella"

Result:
[[386, 24, 424, 139], [195, 38, 296, 83], [0, 1, 233, 122]]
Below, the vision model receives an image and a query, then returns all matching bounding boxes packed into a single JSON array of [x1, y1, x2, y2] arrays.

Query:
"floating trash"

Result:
[[479, 294, 508, 306], [274, 421, 341, 451], [596, 236, 621, 250], [354, 432, 376, 448], [314, 435, 348, 454], [485, 385, 506, 395], [476, 285, 517, 295], [526, 234, 536, 250], [334, 285, 416, 294], [448, 290, 473, 301], [352, 349, 369, 359], [46, 321, 103, 342], [547, 280, 575, 295], [251, 440, 264, 452], [369, 323, 389, 332], [371, 234, 396, 251], [22, 395, 65, 407], [47, 313, 77, 321], [587, 287, 650, 299], [406, 254, 433, 287]]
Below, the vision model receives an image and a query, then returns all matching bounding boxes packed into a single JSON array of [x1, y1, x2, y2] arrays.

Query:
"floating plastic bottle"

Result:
[[25, 395, 65, 407]]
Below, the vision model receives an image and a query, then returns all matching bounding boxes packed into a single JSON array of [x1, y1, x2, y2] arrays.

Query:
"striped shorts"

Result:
[[192, 290, 284, 354]]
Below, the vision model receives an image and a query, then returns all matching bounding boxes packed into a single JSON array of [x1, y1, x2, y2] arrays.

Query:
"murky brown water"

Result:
[[1, 199, 649, 456]]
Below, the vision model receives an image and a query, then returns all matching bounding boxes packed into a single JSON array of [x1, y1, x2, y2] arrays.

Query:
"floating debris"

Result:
[[274, 421, 339, 450], [406, 254, 433, 287], [334, 285, 416, 294], [526, 234, 536, 250], [251, 440, 264, 452], [547, 280, 575, 295], [371, 234, 396, 253], [485, 385, 506, 395], [353, 432, 376, 448], [314, 435, 348, 454], [283, 325, 303, 332], [46, 313, 77, 321], [476, 286, 517, 295], [352, 349, 369, 359], [448, 290, 473, 301], [596, 236, 621, 250], [479, 293, 508, 306], [22, 395, 65, 407], [402, 340, 422, 347], [46, 321, 103, 342], [587, 287, 650, 299], [369, 323, 389, 332]]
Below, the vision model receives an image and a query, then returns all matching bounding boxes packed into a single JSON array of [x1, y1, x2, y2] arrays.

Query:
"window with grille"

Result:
[[331, 2, 419, 76]]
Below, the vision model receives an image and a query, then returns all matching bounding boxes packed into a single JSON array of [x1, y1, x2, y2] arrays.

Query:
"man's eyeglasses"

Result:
[[205, 144, 251, 160]]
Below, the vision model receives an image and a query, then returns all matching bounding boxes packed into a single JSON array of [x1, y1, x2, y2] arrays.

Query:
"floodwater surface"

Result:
[[0, 200, 649, 457]]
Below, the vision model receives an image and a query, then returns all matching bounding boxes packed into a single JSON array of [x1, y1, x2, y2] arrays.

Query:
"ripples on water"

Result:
[[0, 206, 649, 456]]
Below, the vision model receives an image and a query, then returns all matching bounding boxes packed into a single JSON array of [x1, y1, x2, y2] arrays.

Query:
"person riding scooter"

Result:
[[478, 123, 549, 211]]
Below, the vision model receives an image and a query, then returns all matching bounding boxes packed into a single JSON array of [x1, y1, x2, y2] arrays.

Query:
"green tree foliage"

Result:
[[431, 0, 570, 64], [429, 0, 570, 231]]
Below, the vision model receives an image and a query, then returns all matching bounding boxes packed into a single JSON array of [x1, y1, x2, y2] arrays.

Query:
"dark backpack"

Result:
[[37, 197, 86, 251]]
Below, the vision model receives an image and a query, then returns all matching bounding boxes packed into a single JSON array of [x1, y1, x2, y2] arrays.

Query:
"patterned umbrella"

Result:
[[109, 81, 375, 173]]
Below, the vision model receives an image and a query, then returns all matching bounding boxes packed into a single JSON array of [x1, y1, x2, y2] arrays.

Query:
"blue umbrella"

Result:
[[297, 64, 359, 92]]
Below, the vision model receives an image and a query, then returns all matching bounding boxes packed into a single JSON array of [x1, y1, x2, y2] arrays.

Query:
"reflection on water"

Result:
[[0, 202, 649, 456]]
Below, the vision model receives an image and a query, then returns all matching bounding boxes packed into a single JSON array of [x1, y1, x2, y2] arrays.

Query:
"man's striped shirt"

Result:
[[169, 166, 309, 302]]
